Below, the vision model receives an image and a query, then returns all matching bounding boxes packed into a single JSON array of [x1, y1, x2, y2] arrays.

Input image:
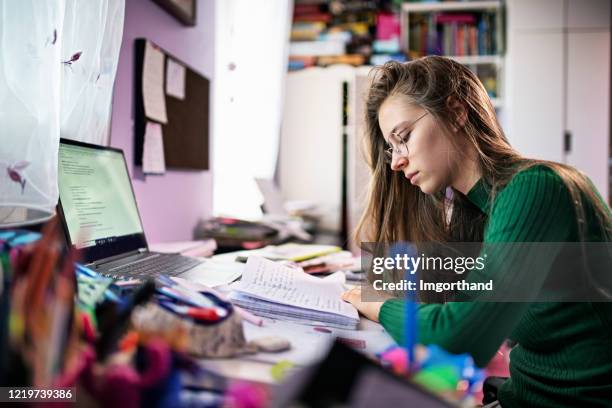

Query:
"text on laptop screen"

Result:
[[58, 143, 144, 249]]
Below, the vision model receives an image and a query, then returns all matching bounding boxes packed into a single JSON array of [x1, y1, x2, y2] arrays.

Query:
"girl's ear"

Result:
[[446, 96, 468, 132]]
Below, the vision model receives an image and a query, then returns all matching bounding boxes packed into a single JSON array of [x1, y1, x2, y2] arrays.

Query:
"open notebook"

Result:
[[230, 257, 359, 329]]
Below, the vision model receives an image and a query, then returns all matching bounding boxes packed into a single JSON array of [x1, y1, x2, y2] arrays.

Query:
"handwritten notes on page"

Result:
[[230, 257, 359, 329], [142, 41, 168, 123]]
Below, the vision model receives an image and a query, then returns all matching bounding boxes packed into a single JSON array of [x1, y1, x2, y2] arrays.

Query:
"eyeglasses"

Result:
[[383, 112, 428, 164]]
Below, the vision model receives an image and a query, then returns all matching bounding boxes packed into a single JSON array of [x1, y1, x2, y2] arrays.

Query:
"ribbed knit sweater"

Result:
[[378, 165, 612, 407]]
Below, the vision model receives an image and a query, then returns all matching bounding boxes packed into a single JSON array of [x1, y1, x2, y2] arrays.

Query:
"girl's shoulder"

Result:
[[506, 164, 564, 187], [485, 164, 577, 241], [496, 164, 569, 206]]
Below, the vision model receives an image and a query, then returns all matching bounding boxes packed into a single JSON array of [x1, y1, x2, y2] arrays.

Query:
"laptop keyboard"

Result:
[[104, 254, 202, 279]]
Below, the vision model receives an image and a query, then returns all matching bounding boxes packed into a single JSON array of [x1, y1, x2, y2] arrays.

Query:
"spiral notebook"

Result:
[[230, 257, 359, 329]]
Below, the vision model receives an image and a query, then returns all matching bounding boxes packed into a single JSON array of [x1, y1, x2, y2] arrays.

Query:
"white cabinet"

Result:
[[508, 0, 564, 30], [279, 65, 371, 250], [507, 31, 565, 162], [566, 31, 611, 198], [506, 0, 610, 199], [567, 0, 611, 29], [280, 66, 348, 233]]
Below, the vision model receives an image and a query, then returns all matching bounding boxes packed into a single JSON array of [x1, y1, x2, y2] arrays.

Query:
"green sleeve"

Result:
[[379, 167, 575, 367]]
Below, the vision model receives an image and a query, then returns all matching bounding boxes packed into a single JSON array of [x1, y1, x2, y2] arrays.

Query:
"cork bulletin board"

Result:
[[134, 38, 209, 171]]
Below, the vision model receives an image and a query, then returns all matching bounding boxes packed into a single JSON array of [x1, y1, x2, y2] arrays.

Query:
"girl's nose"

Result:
[[391, 154, 408, 171]]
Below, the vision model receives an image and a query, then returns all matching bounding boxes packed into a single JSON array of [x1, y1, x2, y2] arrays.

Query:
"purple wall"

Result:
[[110, 0, 214, 243]]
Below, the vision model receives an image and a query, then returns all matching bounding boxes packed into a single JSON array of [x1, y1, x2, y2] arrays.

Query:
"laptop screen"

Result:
[[58, 138, 148, 263]]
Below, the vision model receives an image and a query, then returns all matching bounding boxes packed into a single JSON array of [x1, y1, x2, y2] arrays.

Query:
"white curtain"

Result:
[[61, 0, 124, 145], [213, 0, 293, 220], [0, 0, 124, 227]]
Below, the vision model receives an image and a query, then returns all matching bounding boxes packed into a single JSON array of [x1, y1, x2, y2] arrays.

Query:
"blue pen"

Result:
[[158, 287, 228, 318], [156, 287, 202, 307], [156, 274, 175, 287], [75, 262, 98, 277], [390, 242, 418, 374]]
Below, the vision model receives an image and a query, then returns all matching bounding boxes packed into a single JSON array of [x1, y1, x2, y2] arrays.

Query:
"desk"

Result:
[[192, 250, 393, 386], [191, 318, 464, 408], [197, 308, 395, 385]]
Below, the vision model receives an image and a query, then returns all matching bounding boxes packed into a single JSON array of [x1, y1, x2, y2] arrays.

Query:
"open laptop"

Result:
[[57, 138, 206, 281]]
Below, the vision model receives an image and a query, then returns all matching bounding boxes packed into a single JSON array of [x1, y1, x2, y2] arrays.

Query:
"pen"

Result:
[[390, 242, 418, 375], [156, 286, 228, 318], [161, 303, 220, 322], [75, 262, 98, 277], [156, 286, 202, 307], [157, 275, 216, 308], [405, 297, 417, 373], [170, 276, 263, 326]]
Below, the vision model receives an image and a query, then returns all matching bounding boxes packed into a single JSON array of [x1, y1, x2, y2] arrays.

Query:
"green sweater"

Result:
[[378, 165, 612, 407]]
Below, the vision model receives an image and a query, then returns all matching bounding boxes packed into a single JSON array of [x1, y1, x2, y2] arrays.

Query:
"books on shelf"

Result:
[[289, 56, 318, 71], [289, 0, 383, 69], [408, 11, 500, 58], [317, 54, 366, 66], [229, 257, 359, 329], [291, 22, 327, 41], [294, 12, 333, 24]]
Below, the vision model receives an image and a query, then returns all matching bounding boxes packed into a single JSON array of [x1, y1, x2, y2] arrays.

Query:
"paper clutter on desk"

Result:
[[229, 257, 359, 330]]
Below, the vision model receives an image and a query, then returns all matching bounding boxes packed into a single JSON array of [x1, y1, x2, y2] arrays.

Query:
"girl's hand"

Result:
[[342, 287, 384, 322]]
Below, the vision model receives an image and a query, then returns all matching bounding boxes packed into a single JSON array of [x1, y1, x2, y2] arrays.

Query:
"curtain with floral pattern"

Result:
[[0, 0, 124, 227]]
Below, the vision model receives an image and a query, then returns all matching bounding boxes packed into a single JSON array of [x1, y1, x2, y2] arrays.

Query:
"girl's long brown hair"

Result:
[[356, 57, 611, 299]]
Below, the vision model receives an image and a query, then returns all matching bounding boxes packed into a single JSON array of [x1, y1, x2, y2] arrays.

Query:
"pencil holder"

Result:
[[131, 294, 255, 358]]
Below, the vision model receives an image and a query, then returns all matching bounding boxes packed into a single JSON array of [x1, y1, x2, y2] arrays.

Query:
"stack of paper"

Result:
[[230, 257, 359, 330]]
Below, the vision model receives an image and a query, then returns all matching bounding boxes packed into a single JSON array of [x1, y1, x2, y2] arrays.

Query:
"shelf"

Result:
[[402, 1, 502, 13], [447, 55, 503, 65], [401, 1, 506, 109]]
